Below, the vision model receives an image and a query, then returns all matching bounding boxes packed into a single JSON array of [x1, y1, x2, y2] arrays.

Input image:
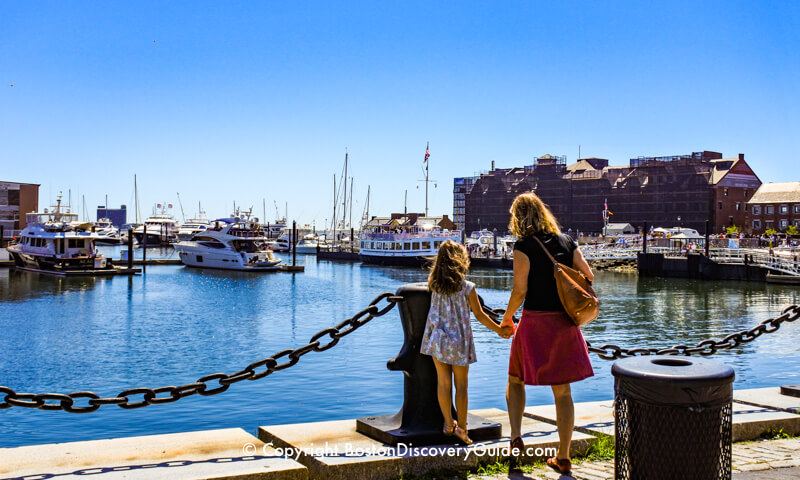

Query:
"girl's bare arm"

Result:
[[467, 288, 510, 338]]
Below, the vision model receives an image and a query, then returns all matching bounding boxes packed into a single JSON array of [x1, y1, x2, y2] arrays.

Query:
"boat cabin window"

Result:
[[412, 242, 420, 250], [404, 242, 411, 250], [199, 240, 226, 249], [422, 241, 431, 250], [68, 239, 84, 249], [434, 241, 442, 248], [232, 240, 260, 252]]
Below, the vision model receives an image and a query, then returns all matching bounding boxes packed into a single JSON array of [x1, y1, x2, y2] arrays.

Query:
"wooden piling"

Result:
[[127, 228, 133, 270], [292, 220, 297, 267]]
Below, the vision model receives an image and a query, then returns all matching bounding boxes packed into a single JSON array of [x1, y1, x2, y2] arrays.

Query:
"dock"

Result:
[[0, 386, 797, 479]]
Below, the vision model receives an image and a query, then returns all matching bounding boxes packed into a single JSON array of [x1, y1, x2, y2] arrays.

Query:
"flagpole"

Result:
[[420, 142, 432, 217]]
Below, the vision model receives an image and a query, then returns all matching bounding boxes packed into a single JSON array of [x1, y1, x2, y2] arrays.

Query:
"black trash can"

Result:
[[612, 356, 734, 480]]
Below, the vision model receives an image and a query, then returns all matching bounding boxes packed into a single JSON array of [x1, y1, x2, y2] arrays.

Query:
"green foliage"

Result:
[[761, 428, 794, 440], [786, 225, 799, 236], [726, 225, 739, 235], [765, 228, 777, 236], [582, 435, 616, 462]]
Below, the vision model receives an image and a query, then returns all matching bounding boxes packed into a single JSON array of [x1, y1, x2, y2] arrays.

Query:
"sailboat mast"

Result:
[[425, 141, 429, 217], [343, 151, 348, 229], [134, 175, 140, 224], [332, 174, 337, 241], [349, 177, 353, 233]]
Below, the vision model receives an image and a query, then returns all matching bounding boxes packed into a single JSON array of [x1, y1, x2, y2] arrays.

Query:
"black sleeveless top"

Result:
[[513, 233, 578, 312]]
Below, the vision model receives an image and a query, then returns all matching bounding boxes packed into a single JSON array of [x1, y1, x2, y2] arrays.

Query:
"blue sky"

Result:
[[2, 1, 799, 227]]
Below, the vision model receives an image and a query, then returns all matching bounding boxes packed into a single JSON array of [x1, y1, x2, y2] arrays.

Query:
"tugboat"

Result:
[[7, 197, 115, 275]]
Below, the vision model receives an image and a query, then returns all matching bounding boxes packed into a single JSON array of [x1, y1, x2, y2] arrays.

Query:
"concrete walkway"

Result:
[[473, 437, 800, 480]]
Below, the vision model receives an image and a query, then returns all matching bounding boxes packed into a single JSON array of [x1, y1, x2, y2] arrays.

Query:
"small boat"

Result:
[[94, 218, 123, 244], [175, 218, 281, 271], [176, 218, 210, 241], [6, 197, 115, 275], [294, 234, 322, 254], [766, 273, 800, 285]]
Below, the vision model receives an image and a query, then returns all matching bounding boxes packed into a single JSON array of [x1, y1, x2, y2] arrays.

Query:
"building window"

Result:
[[794, 220, 800, 227], [744, 189, 749, 197], [780, 205, 789, 214], [752, 220, 761, 230], [765, 206, 775, 215], [729, 216, 734, 226], [779, 220, 789, 230], [735, 203, 740, 211], [723, 188, 728, 196], [718, 201, 723, 210], [752, 205, 761, 215], [794, 205, 800, 214], [765, 221, 774, 229]]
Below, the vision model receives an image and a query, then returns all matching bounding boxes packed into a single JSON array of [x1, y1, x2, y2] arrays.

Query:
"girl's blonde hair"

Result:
[[428, 240, 470, 296], [509, 192, 561, 237]]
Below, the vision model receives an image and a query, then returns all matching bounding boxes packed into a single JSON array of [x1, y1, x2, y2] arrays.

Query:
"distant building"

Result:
[[96, 205, 127, 227], [454, 151, 761, 235], [365, 213, 456, 232], [603, 223, 636, 235], [745, 182, 800, 234], [0, 181, 40, 240]]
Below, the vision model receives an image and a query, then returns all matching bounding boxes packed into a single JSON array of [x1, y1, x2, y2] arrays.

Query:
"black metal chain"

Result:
[[0, 293, 403, 413], [481, 302, 800, 361]]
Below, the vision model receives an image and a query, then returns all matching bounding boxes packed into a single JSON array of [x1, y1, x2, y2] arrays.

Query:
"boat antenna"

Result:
[[349, 176, 353, 233], [134, 174, 140, 224], [332, 174, 337, 242], [176, 193, 186, 223], [343, 150, 348, 229]]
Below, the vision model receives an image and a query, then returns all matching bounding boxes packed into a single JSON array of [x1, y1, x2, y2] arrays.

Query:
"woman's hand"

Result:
[[497, 324, 514, 339]]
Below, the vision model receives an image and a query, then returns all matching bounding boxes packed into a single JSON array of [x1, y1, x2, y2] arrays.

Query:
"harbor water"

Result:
[[1, 248, 799, 448]]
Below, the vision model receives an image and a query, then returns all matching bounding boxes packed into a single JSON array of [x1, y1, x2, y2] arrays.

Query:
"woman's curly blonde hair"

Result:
[[509, 192, 561, 237], [428, 240, 470, 296]]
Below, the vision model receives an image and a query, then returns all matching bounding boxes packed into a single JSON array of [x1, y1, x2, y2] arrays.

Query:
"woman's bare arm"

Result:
[[502, 250, 529, 328], [572, 246, 594, 282]]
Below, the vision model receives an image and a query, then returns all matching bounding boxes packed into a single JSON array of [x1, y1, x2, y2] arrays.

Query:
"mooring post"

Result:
[[0, 225, 4, 248], [142, 224, 147, 264], [127, 228, 133, 270], [705, 219, 710, 257], [356, 283, 502, 446], [642, 222, 648, 254], [292, 220, 297, 267]]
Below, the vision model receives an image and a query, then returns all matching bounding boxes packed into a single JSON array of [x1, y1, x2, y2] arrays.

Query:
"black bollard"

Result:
[[705, 220, 710, 257], [142, 224, 147, 264], [127, 228, 133, 270], [642, 222, 648, 254], [356, 283, 502, 446], [292, 220, 297, 267]]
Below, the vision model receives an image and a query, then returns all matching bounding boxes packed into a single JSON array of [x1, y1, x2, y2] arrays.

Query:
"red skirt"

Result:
[[508, 309, 594, 386]]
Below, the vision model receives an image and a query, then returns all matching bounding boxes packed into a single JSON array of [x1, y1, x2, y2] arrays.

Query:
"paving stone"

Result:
[[734, 387, 800, 414], [524, 399, 615, 437], [0, 428, 307, 480]]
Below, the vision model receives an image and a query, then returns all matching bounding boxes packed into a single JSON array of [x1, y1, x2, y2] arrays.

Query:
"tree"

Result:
[[726, 225, 739, 235], [765, 228, 777, 236], [787, 225, 799, 236]]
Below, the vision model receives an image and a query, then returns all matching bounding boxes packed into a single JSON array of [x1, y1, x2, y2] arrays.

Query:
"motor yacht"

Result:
[[175, 218, 281, 271], [133, 204, 179, 246], [176, 218, 210, 241], [94, 217, 122, 244], [6, 197, 113, 274]]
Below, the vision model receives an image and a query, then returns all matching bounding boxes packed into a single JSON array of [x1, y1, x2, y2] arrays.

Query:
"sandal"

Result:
[[453, 425, 473, 445], [509, 436, 525, 454], [442, 421, 456, 436], [546, 457, 572, 475]]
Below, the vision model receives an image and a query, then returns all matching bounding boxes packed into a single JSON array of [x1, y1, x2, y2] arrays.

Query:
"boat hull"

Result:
[[8, 250, 112, 272], [133, 232, 174, 246], [176, 245, 280, 271], [358, 253, 433, 268]]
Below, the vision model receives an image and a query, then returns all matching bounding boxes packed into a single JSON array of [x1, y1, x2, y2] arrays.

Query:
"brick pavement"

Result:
[[472, 437, 800, 480]]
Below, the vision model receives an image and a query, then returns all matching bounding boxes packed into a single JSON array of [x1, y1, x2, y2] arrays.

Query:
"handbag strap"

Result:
[[531, 235, 559, 266]]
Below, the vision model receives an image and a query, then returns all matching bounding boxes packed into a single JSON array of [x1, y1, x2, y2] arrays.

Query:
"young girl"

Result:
[[420, 240, 512, 444]]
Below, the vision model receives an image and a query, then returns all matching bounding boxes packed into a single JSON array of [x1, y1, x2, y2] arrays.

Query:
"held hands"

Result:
[[497, 324, 513, 339]]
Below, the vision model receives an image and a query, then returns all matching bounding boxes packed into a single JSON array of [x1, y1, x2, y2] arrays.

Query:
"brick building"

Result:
[[0, 181, 40, 240], [745, 182, 800, 234], [454, 151, 761, 235]]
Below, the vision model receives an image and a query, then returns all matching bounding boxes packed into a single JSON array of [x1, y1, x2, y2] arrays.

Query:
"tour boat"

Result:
[[359, 219, 461, 267], [175, 218, 281, 271], [7, 197, 114, 274]]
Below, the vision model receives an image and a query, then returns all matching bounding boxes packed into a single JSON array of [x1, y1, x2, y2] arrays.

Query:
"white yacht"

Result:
[[175, 218, 281, 271], [94, 217, 122, 244], [359, 217, 461, 267], [176, 218, 210, 241], [294, 234, 322, 254], [272, 226, 315, 253], [7, 197, 113, 274], [133, 204, 179, 246]]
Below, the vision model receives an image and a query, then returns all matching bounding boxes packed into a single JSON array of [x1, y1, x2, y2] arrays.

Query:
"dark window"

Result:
[[199, 241, 225, 249], [196, 255, 203, 263], [718, 201, 723, 210]]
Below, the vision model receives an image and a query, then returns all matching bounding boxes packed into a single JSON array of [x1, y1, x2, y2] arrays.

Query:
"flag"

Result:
[[604, 198, 608, 211], [424, 142, 430, 163]]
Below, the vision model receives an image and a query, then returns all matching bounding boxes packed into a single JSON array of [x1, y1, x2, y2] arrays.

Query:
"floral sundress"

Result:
[[420, 281, 477, 366]]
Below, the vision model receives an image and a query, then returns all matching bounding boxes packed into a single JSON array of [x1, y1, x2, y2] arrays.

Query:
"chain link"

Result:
[[0, 293, 402, 413]]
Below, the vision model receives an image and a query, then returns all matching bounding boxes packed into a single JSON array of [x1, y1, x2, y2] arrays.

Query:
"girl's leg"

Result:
[[506, 375, 526, 440], [451, 364, 470, 429], [432, 358, 454, 430], [551, 383, 574, 460]]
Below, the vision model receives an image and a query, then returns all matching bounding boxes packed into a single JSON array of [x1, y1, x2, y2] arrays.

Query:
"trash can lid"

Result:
[[612, 355, 734, 386]]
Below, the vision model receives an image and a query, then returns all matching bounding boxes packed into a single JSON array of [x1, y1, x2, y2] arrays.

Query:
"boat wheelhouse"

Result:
[[7, 198, 114, 274], [359, 214, 461, 267]]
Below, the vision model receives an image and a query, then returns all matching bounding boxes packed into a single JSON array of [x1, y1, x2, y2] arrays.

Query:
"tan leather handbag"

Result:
[[532, 236, 599, 326]]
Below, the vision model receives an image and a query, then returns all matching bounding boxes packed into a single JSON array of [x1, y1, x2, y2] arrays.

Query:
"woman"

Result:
[[499, 192, 594, 475]]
